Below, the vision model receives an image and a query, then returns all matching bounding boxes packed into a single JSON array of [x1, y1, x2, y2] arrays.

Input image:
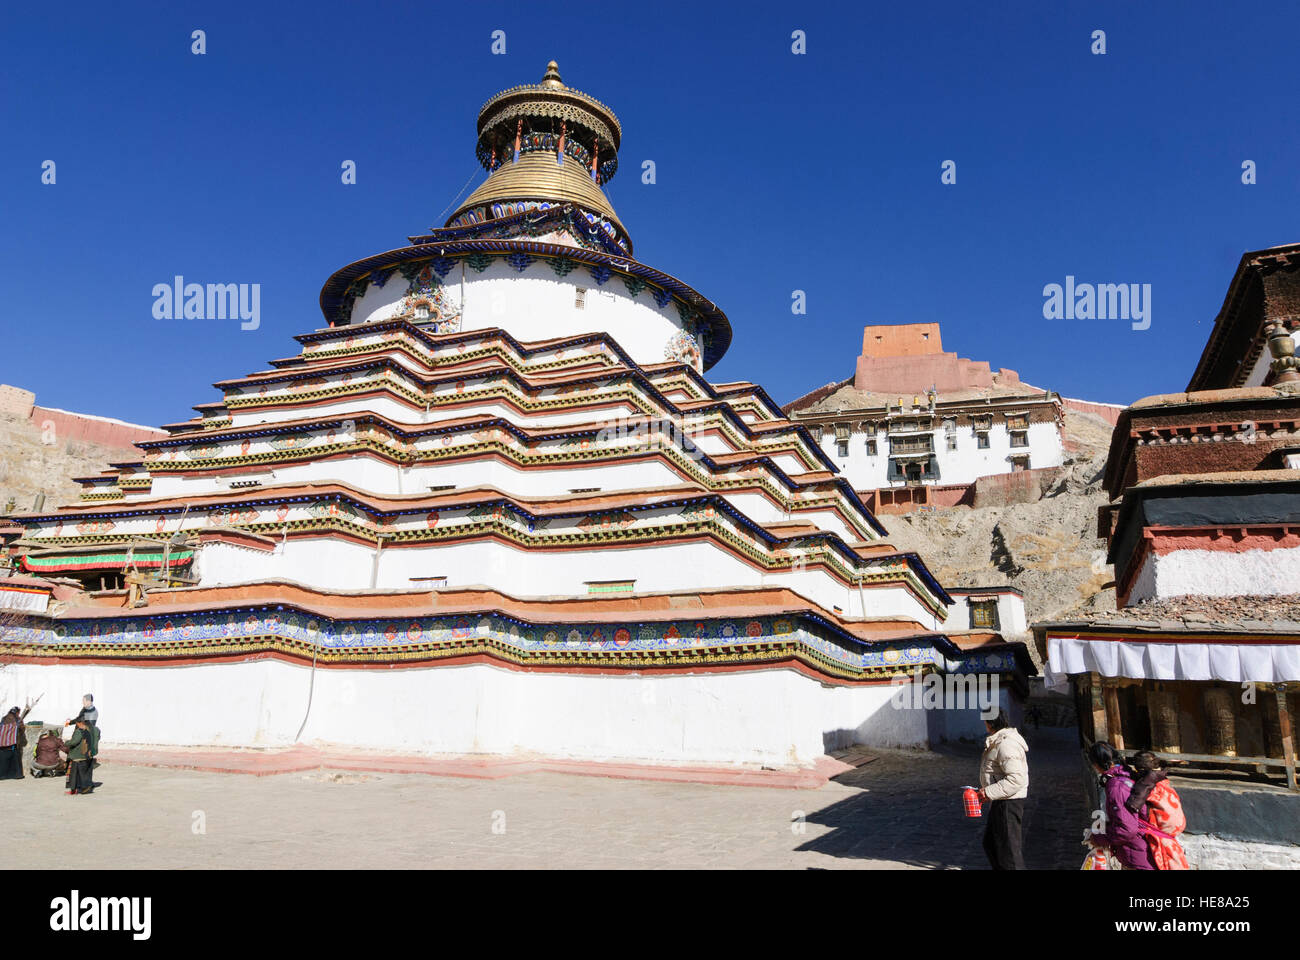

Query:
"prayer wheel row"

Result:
[[1147, 685, 1237, 756], [1148, 685, 1295, 758]]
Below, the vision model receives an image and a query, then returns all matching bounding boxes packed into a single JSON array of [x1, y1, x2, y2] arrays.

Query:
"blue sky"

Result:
[[3, 0, 1298, 427]]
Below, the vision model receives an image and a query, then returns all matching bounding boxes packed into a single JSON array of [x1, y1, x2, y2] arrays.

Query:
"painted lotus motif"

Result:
[[74, 519, 115, 535], [577, 511, 634, 532], [270, 433, 314, 451], [307, 499, 359, 522], [209, 506, 259, 526]]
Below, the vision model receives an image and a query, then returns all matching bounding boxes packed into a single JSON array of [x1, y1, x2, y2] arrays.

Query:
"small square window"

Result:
[[970, 600, 999, 630], [946, 435, 957, 451], [1010, 431, 1029, 448], [976, 432, 990, 449], [587, 580, 635, 595], [836, 440, 849, 458], [865, 439, 877, 456]]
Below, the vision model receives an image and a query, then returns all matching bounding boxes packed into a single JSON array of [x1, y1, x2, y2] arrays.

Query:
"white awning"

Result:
[[0, 583, 49, 614], [1048, 635, 1300, 683]]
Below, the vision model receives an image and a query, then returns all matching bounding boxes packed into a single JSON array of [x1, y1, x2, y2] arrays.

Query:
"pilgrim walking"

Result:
[[61, 719, 95, 795], [977, 709, 1030, 870], [1087, 741, 1155, 870], [0, 701, 35, 779]]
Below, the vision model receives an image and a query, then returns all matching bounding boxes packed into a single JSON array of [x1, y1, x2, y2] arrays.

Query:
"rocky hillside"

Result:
[[881, 409, 1119, 654], [0, 413, 139, 513]]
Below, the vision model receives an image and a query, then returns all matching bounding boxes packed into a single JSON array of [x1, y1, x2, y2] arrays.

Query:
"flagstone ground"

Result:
[[1, 729, 1087, 870]]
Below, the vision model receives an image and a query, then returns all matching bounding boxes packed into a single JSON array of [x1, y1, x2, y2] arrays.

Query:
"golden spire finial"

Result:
[[541, 60, 564, 88]]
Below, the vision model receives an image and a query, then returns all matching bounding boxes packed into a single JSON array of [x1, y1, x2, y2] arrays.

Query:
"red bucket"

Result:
[[962, 786, 982, 818]]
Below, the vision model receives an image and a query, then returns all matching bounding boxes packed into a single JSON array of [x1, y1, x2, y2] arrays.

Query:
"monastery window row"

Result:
[[887, 418, 931, 436], [824, 426, 1037, 459], [889, 435, 934, 456]]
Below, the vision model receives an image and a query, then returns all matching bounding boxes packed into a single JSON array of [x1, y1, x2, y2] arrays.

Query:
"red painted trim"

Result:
[[1143, 524, 1300, 553], [1115, 523, 1300, 605], [1042, 628, 1300, 647]]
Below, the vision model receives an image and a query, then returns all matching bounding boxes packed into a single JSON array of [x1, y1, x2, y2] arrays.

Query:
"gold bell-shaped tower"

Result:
[[444, 61, 631, 254]]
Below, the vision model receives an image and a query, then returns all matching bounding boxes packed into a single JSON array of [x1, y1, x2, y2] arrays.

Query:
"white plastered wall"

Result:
[[349, 262, 700, 373], [0, 660, 930, 766], [1129, 545, 1300, 604]]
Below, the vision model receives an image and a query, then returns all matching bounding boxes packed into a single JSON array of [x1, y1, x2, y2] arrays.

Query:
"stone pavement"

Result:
[[797, 729, 1089, 869], [0, 728, 1088, 870]]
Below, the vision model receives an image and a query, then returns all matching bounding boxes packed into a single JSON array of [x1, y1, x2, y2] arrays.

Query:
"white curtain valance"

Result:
[[0, 585, 49, 614], [1048, 635, 1300, 684]]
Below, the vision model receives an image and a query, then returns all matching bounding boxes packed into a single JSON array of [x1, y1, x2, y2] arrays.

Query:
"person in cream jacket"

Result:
[[977, 710, 1029, 869]]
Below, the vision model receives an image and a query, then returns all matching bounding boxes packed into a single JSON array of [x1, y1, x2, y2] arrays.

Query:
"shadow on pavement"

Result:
[[797, 731, 1088, 869]]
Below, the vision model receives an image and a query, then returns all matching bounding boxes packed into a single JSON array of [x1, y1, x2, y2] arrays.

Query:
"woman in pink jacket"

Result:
[[1087, 741, 1155, 870]]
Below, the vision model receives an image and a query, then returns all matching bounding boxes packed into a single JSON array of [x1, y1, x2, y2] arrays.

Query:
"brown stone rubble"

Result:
[[1060, 593, 1300, 633]]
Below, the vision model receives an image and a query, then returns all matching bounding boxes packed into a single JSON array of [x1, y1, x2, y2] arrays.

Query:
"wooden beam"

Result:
[[1104, 681, 1124, 749], [1089, 672, 1108, 742], [1116, 747, 1292, 770], [1277, 685, 1297, 791]]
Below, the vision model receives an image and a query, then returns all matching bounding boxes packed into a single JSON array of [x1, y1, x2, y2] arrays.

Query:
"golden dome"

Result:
[[445, 61, 627, 247], [452, 153, 626, 236]]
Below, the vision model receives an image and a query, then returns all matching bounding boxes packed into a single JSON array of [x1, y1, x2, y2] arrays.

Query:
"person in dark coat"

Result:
[[61, 720, 94, 795], [0, 708, 19, 779], [31, 729, 66, 777], [67, 695, 99, 766]]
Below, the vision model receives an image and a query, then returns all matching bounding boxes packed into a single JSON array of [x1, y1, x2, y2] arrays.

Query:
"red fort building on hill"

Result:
[[786, 322, 1083, 514]]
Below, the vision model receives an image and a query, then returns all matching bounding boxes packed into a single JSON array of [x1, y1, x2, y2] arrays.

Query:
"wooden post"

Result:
[[1274, 686, 1294, 790], [1089, 672, 1108, 742], [1104, 681, 1124, 749]]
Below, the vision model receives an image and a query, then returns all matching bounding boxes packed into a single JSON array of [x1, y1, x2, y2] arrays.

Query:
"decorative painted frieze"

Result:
[[2, 608, 955, 682]]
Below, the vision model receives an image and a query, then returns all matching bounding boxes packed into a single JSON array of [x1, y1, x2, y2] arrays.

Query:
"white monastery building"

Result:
[[787, 323, 1069, 512], [0, 63, 1031, 767]]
